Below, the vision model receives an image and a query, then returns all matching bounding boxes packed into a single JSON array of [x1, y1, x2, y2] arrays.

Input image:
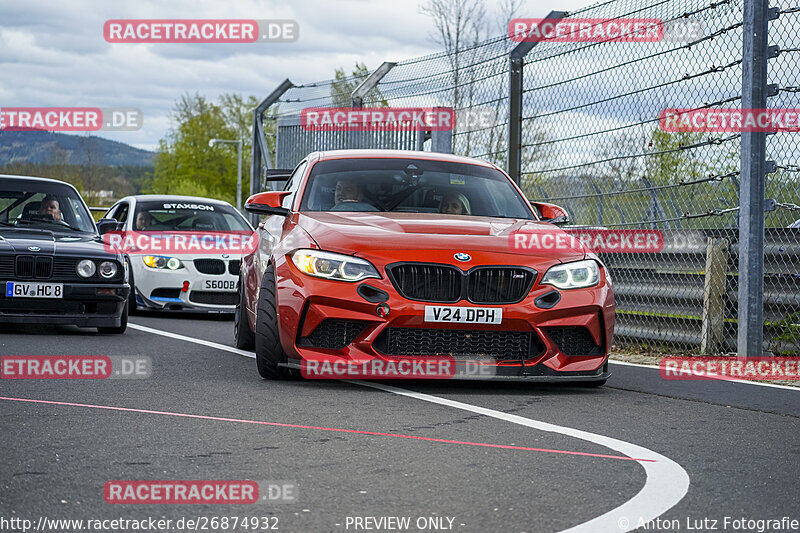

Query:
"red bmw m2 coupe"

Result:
[[236, 150, 614, 384]]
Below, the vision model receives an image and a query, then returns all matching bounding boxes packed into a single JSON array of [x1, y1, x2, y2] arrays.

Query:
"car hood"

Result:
[[296, 212, 586, 262], [0, 227, 115, 258]]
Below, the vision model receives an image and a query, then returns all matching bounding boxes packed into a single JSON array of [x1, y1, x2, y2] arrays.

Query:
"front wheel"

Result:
[[126, 258, 138, 315], [234, 276, 256, 350], [254, 264, 294, 379]]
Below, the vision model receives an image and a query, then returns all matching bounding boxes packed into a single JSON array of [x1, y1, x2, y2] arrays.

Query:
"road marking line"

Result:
[[129, 321, 690, 532], [349, 381, 689, 533], [129, 323, 254, 358], [130, 321, 798, 391], [0, 396, 650, 462], [610, 359, 799, 391], [129, 321, 798, 392]]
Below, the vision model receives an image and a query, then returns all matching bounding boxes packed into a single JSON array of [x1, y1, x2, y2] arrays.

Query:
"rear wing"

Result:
[[266, 169, 293, 181]]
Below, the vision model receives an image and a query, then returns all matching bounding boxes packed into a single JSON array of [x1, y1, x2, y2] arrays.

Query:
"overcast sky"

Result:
[[0, 0, 597, 151]]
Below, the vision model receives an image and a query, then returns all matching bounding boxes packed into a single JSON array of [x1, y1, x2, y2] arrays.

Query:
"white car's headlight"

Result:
[[541, 259, 600, 290], [291, 249, 380, 282], [142, 255, 184, 270]]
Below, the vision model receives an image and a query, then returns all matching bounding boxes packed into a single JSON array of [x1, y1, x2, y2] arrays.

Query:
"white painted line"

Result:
[[609, 360, 660, 369], [131, 321, 691, 533], [609, 359, 800, 391], [349, 380, 689, 533], [128, 322, 255, 358]]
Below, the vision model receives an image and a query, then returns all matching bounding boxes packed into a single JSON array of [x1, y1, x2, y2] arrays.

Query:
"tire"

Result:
[[98, 304, 128, 334], [126, 258, 138, 315], [254, 263, 294, 379], [234, 276, 256, 350]]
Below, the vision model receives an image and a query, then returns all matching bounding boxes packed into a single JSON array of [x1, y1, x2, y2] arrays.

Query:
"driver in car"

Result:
[[334, 179, 365, 205], [37, 195, 63, 221], [135, 211, 153, 230]]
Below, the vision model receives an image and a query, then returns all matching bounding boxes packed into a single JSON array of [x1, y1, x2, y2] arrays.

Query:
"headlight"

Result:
[[77, 259, 96, 278], [98, 261, 118, 279], [291, 249, 380, 282], [541, 259, 600, 290], [142, 255, 184, 270]]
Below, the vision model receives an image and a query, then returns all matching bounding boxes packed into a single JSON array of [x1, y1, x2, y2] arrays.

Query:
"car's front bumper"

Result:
[[0, 283, 129, 327], [271, 255, 615, 381], [131, 256, 238, 313]]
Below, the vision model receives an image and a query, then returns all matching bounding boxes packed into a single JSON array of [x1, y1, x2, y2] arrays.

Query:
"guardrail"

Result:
[[604, 229, 800, 355]]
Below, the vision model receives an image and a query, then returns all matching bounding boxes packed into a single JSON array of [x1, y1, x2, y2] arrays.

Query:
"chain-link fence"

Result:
[[252, 0, 800, 355]]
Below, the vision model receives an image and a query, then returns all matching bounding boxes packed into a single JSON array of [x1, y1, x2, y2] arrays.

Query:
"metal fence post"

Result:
[[351, 62, 396, 150], [351, 62, 396, 108], [507, 11, 565, 186], [738, 0, 771, 356], [430, 129, 453, 154], [701, 237, 729, 354], [249, 79, 295, 226]]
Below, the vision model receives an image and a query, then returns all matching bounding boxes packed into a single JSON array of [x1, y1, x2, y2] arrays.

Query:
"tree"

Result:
[[150, 92, 270, 203], [420, 0, 533, 159], [330, 62, 388, 107], [419, 0, 486, 123]]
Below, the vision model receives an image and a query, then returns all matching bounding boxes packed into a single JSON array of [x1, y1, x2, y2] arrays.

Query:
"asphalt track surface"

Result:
[[1, 313, 798, 533]]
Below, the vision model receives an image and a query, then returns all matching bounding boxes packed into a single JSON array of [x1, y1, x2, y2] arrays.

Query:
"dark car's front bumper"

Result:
[[0, 283, 130, 327]]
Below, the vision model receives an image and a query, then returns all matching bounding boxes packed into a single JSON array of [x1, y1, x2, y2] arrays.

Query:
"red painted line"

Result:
[[0, 396, 655, 462]]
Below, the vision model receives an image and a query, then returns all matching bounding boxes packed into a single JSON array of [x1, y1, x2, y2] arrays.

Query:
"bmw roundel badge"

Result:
[[454, 252, 471, 262]]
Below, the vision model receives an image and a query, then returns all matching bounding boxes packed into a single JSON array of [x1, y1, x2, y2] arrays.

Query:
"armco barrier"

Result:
[[605, 229, 800, 354]]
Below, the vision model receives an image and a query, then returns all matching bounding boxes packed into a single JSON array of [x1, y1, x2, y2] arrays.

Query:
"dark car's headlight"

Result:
[[291, 249, 380, 282], [142, 255, 184, 270], [77, 259, 97, 278], [98, 261, 118, 279], [541, 259, 600, 289]]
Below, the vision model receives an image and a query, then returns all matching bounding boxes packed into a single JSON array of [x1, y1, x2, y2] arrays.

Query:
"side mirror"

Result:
[[96, 218, 120, 235], [244, 191, 291, 217], [530, 202, 570, 225]]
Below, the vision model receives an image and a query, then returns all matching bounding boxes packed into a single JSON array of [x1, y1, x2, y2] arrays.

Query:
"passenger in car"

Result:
[[439, 192, 471, 215]]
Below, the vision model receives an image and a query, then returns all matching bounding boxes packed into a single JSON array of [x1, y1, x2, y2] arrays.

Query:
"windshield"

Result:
[[0, 181, 96, 233], [299, 158, 535, 219], [132, 200, 251, 231]]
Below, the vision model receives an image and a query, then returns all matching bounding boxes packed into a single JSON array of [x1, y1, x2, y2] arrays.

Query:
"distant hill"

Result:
[[0, 131, 155, 167]]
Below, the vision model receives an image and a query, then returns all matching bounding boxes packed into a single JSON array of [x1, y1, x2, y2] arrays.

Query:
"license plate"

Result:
[[204, 279, 236, 290], [424, 305, 502, 324], [6, 281, 63, 299]]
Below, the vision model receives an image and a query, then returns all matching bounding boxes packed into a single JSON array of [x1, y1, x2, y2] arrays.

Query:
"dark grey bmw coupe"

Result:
[[0, 175, 129, 333]]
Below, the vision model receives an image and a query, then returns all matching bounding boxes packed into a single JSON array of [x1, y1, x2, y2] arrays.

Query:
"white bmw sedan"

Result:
[[101, 195, 252, 314]]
